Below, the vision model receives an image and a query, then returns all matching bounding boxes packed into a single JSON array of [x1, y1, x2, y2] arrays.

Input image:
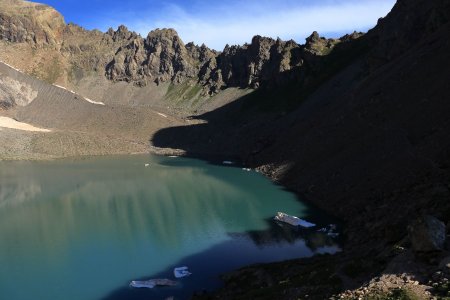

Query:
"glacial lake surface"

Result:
[[0, 155, 340, 300]]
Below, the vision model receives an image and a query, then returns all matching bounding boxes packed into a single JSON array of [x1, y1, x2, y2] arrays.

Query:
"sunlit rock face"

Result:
[[0, 77, 38, 109], [0, 0, 363, 94]]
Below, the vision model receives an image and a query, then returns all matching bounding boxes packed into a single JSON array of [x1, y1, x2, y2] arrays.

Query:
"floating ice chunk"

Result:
[[174, 266, 192, 278], [274, 212, 316, 228], [130, 279, 177, 289], [130, 280, 155, 289]]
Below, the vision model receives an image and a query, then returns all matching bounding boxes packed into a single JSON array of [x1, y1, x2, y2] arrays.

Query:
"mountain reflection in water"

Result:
[[0, 155, 340, 300]]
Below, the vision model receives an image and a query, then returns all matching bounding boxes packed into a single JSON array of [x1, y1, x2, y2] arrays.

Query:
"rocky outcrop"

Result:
[[104, 26, 147, 84], [204, 36, 303, 90], [106, 29, 361, 92], [199, 32, 356, 92], [105, 28, 219, 86], [145, 28, 198, 84], [408, 216, 446, 253], [0, 0, 65, 46]]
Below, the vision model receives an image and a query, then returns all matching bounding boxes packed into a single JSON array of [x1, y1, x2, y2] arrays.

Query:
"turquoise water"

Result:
[[0, 155, 340, 300]]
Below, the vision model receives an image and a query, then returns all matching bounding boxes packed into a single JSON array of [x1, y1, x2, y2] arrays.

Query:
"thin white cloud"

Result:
[[115, 0, 396, 50]]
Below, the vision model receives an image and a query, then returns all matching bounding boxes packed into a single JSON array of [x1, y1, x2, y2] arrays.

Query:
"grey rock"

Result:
[[438, 256, 450, 272], [408, 215, 446, 253]]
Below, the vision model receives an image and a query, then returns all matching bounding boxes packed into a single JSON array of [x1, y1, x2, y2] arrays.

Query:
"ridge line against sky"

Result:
[[40, 0, 396, 50]]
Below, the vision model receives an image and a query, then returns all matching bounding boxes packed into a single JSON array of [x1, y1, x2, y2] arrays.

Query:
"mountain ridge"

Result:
[[0, 0, 363, 98]]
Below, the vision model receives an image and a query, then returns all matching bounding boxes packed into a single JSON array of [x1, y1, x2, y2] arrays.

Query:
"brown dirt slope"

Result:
[[0, 61, 186, 159]]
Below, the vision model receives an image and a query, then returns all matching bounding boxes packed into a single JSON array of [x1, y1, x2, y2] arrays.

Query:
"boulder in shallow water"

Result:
[[408, 215, 446, 253]]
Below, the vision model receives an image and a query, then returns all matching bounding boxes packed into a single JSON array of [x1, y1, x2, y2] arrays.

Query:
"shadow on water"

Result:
[[100, 219, 341, 300], [231, 218, 342, 250], [155, 155, 340, 229]]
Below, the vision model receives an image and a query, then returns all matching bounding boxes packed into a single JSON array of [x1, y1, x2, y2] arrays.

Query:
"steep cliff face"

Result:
[[204, 36, 304, 90], [367, 0, 450, 66], [0, 0, 65, 46], [105, 29, 360, 94], [105, 28, 210, 86]]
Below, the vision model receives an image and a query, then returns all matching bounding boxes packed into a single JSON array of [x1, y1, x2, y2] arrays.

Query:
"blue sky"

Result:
[[38, 0, 396, 50]]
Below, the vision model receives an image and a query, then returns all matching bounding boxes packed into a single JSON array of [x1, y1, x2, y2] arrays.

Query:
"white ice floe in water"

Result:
[[242, 168, 251, 171], [130, 280, 156, 289], [157, 112, 168, 118], [274, 212, 316, 228], [129, 279, 177, 289], [0, 117, 51, 132], [174, 266, 192, 278]]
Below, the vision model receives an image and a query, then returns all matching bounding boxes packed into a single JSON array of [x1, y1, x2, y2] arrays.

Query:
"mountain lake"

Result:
[[0, 155, 340, 300]]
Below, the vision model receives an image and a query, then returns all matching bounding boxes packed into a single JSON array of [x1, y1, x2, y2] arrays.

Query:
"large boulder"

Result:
[[408, 215, 446, 253], [439, 256, 450, 272]]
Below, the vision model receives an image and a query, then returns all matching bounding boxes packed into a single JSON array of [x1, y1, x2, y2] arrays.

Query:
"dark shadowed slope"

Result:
[[153, 0, 450, 297]]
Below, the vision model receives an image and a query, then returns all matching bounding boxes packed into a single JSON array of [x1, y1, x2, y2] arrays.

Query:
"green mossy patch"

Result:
[[165, 82, 204, 107]]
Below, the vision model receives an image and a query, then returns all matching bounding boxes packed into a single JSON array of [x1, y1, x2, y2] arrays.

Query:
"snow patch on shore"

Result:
[[0, 117, 51, 132], [83, 97, 105, 106]]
